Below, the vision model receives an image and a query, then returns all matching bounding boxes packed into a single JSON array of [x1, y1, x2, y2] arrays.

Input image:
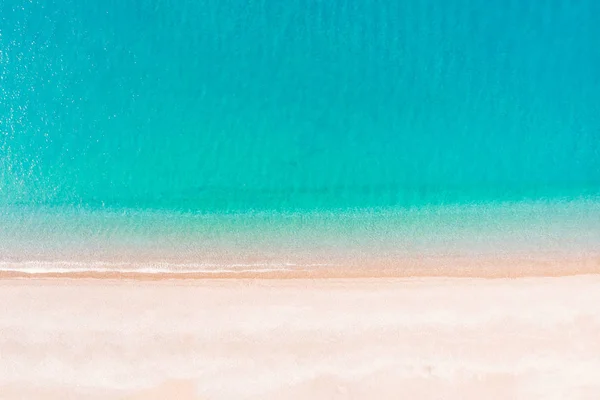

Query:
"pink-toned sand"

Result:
[[2, 274, 600, 399]]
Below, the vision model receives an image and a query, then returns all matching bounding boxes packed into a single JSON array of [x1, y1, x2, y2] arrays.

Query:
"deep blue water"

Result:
[[1, 0, 599, 212], [1, 1, 599, 268]]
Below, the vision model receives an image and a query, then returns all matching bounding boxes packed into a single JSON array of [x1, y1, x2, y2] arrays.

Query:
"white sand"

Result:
[[1, 276, 600, 399]]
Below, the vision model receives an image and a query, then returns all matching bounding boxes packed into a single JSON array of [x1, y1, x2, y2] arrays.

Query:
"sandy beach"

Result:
[[2, 0, 598, 396], [2, 274, 600, 399]]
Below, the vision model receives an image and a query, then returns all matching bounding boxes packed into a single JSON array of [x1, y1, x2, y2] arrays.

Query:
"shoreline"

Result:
[[1, 254, 599, 280]]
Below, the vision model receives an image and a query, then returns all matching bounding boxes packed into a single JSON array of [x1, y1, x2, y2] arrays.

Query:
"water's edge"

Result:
[[2, 198, 599, 277]]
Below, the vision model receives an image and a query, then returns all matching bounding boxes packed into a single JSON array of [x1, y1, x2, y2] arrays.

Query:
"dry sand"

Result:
[[2, 274, 600, 399]]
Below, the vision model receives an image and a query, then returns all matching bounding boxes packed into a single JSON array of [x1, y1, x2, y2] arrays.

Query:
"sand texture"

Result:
[[1, 275, 600, 399]]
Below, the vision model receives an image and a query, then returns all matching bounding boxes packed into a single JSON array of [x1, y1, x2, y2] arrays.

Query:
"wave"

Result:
[[0, 261, 334, 275]]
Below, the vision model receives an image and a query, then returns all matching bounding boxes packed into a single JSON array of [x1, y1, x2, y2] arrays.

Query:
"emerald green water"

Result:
[[1, 0, 599, 268]]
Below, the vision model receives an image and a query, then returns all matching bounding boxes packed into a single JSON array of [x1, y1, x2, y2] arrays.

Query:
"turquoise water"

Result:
[[1, 0, 599, 268]]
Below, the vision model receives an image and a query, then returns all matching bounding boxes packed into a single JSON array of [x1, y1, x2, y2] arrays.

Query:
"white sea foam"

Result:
[[0, 260, 332, 275]]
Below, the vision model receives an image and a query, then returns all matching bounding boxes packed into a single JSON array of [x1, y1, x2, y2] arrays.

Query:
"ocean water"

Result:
[[1, 0, 599, 271]]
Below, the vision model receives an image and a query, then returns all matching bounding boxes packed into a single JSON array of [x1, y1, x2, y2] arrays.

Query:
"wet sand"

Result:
[[1, 252, 599, 279], [2, 274, 600, 399]]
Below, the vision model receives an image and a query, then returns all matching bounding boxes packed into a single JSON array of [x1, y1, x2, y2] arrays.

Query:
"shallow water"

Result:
[[1, 199, 599, 273], [1, 0, 599, 269]]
